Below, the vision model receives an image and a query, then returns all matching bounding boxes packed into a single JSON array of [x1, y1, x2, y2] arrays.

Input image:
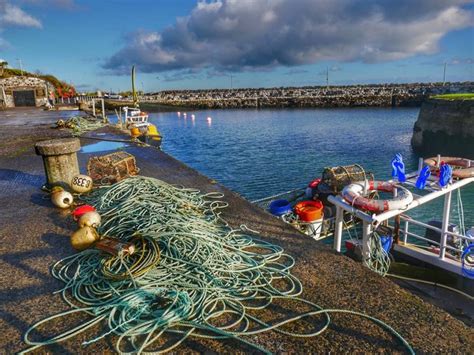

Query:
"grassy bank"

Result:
[[432, 93, 474, 100]]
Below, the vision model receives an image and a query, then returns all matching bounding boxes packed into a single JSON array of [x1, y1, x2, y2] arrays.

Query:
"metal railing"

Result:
[[398, 215, 472, 260]]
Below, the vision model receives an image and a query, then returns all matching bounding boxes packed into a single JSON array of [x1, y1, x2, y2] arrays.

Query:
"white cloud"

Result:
[[0, 0, 42, 50], [104, 0, 473, 75], [0, 1, 42, 28]]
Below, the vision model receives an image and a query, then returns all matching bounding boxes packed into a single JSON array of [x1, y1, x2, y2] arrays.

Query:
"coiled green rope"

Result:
[[57, 116, 107, 136], [21, 176, 414, 354]]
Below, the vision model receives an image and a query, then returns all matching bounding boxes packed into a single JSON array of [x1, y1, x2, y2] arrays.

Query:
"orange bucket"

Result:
[[295, 200, 324, 222]]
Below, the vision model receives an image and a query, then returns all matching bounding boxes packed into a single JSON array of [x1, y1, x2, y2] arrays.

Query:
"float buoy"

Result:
[[78, 211, 101, 228], [71, 226, 100, 251], [71, 174, 93, 194], [71, 205, 96, 220], [51, 187, 73, 209]]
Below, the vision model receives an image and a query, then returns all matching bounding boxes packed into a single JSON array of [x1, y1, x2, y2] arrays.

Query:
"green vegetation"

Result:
[[432, 93, 474, 100], [0, 67, 76, 98]]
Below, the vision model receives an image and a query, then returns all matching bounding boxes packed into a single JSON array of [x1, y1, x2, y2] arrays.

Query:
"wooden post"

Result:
[[92, 99, 96, 117]]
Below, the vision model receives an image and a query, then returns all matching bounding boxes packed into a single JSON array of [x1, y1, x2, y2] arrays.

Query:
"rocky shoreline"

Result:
[[142, 82, 474, 109], [411, 97, 474, 157]]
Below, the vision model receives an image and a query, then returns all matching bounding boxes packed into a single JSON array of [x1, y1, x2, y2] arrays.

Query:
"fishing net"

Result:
[[21, 176, 413, 354]]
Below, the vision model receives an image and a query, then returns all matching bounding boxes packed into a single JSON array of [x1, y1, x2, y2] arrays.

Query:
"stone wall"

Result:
[[0, 76, 52, 108], [142, 82, 474, 109], [411, 98, 474, 157]]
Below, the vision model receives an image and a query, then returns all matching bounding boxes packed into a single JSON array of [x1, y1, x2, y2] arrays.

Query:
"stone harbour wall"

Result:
[[142, 82, 474, 109], [411, 98, 474, 157]]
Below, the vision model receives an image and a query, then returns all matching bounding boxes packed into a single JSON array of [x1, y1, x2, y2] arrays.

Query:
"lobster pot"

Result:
[[321, 164, 373, 193], [87, 151, 139, 185]]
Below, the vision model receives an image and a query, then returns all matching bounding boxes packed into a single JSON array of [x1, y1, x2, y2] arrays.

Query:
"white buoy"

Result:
[[183, 112, 187, 118], [191, 114, 195, 120], [207, 116, 212, 122], [177, 111, 181, 116]]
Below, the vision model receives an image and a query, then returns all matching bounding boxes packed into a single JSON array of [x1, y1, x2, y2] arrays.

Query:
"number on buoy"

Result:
[[70, 174, 93, 193]]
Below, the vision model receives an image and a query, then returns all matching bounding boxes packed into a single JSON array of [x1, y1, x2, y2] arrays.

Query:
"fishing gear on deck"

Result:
[[415, 165, 431, 190], [439, 163, 453, 187], [391, 153, 406, 183]]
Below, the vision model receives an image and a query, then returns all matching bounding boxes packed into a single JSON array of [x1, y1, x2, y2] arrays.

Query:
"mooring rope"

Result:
[[21, 176, 414, 354], [56, 116, 108, 136]]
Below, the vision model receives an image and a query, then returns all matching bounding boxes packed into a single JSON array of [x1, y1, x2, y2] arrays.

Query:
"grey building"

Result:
[[0, 76, 53, 108]]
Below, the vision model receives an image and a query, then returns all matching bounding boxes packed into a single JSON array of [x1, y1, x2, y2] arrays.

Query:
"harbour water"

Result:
[[149, 107, 473, 224]]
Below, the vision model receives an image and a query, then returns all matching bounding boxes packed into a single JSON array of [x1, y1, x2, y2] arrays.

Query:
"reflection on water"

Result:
[[146, 107, 472, 224]]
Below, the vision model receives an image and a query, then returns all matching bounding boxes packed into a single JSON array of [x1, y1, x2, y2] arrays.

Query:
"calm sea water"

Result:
[[147, 108, 473, 225]]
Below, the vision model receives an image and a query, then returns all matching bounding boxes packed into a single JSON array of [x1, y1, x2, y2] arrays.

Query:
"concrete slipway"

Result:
[[0, 109, 472, 353]]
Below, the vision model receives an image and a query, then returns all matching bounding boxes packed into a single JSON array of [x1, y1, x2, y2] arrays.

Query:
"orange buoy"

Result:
[[294, 200, 324, 222], [130, 127, 141, 138]]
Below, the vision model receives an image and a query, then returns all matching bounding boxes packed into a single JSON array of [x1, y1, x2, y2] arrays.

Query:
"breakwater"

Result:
[[142, 82, 474, 109], [411, 98, 474, 157]]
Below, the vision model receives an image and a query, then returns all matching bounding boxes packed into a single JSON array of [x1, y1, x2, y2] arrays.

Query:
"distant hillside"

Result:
[[1, 68, 76, 98]]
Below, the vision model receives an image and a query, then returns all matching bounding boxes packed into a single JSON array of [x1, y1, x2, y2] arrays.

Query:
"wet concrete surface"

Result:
[[0, 109, 473, 353]]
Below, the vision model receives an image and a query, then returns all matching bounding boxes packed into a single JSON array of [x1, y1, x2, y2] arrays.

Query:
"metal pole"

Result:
[[403, 220, 409, 244], [439, 191, 452, 260], [17, 58, 23, 76], [333, 206, 343, 252], [326, 67, 329, 89], [362, 221, 372, 264], [443, 62, 447, 85]]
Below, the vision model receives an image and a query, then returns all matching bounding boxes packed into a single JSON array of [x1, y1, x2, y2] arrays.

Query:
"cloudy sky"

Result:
[[1, 0, 473, 91]]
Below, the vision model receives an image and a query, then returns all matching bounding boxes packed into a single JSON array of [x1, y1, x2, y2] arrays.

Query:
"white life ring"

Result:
[[342, 180, 413, 213]]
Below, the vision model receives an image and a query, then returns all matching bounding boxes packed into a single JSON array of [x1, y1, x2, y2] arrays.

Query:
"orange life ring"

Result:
[[342, 181, 413, 213], [424, 157, 474, 179]]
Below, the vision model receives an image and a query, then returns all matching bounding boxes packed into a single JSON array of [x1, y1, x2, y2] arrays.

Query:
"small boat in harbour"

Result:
[[123, 66, 162, 149], [253, 155, 474, 291]]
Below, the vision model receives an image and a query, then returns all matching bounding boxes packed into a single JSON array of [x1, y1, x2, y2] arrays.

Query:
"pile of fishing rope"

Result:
[[56, 116, 107, 136], [22, 176, 414, 354]]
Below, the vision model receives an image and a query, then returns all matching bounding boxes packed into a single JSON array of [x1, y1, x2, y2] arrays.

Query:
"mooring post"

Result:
[[35, 138, 81, 188], [101, 99, 106, 120], [92, 99, 96, 117]]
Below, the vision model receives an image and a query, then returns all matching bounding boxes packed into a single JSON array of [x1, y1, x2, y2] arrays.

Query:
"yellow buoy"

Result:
[[70, 226, 100, 251]]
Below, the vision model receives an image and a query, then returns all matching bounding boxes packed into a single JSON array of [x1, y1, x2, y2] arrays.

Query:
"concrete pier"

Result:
[[0, 108, 472, 353]]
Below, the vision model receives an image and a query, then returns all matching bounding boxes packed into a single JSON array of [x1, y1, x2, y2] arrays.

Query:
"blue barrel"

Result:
[[269, 199, 292, 216]]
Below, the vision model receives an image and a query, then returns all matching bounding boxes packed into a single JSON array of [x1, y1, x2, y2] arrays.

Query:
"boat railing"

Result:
[[328, 173, 474, 275], [397, 215, 472, 256]]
